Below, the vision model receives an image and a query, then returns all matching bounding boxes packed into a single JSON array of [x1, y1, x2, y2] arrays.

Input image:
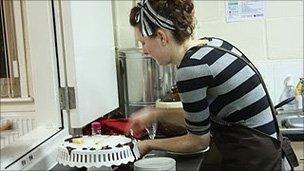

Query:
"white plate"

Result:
[[167, 146, 210, 156]]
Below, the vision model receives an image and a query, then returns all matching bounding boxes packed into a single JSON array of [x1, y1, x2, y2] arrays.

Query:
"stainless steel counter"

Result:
[[276, 110, 304, 141]]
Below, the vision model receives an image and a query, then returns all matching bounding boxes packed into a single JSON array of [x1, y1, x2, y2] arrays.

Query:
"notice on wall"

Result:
[[226, 0, 265, 22]]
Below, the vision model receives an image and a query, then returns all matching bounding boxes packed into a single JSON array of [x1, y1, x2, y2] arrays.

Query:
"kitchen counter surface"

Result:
[[51, 141, 303, 171]]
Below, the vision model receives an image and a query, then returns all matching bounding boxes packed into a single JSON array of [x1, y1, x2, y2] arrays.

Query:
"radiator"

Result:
[[1, 117, 37, 148]]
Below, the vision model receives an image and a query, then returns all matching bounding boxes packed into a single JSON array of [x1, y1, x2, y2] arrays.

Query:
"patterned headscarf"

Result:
[[135, 0, 176, 37]]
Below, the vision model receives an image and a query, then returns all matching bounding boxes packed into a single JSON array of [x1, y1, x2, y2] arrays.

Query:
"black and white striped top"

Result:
[[177, 37, 277, 139]]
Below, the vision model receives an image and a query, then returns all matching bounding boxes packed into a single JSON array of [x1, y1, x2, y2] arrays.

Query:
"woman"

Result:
[[127, 0, 297, 170]]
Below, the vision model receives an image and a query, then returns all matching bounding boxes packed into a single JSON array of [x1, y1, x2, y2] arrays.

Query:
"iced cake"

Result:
[[62, 135, 134, 155], [156, 86, 182, 109]]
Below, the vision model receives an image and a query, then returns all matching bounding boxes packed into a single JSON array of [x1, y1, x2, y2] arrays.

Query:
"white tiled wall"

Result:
[[266, 17, 303, 59], [195, 20, 268, 60], [113, 1, 303, 103], [266, 1, 303, 18], [253, 60, 303, 104], [112, 1, 137, 48], [193, 1, 303, 61]]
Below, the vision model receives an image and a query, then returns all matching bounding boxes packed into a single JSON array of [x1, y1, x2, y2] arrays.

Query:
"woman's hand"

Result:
[[127, 106, 158, 135], [136, 140, 152, 157]]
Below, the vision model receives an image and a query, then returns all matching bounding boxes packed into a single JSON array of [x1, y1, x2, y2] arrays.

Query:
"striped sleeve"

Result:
[[177, 63, 213, 135]]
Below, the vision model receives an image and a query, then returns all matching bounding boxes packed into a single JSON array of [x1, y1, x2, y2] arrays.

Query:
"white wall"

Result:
[[113, 1, 303, 104], [194, 1, 303, 60], [112, 1, 137, 49]]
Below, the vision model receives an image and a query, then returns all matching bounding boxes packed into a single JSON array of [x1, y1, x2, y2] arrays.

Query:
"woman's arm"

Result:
[[137, 132, 210, 155], [154, 108, 186, 127], [129, 106, 210, 156]]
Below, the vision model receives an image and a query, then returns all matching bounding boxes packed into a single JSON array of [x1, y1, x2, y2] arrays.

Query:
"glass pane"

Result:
[[0, 0, 21, 98]]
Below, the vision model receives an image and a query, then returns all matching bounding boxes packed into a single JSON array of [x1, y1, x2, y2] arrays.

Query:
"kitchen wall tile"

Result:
[[266, 17, 303, 60], [252, 60, 303, 104], [113, 1, 134, 27], [194, 1, 222, 22], [266, 1, 303, 19], [273, 60, 303, 104], [252, 61, 276, 102], [195, 20, 267, 60], [116, 26, 136, 49]]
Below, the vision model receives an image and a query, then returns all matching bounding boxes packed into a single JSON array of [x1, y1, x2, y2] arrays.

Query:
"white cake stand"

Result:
[[57, 136, 140, 170]]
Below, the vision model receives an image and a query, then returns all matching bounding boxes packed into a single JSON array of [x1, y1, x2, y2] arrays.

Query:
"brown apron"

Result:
[[202, 118, 282, 171], [198, 37, 299, 171], [201, 117, 299, 171]]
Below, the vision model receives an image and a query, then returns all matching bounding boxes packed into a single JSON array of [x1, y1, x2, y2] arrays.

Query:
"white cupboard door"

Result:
[[63, 1, 119, 128]]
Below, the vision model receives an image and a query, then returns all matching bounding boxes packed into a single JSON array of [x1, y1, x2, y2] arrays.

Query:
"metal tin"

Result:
[[117, 48, 177, 115]]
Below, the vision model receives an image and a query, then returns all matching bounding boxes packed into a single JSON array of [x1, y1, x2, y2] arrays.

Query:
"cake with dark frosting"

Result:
[[160, 86, 180, 102], [156, 86, 182, 108]]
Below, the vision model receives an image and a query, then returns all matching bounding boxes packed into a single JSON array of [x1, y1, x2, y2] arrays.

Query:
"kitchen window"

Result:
[[0, 0, 32, 103], [1, 1, 66, 169]]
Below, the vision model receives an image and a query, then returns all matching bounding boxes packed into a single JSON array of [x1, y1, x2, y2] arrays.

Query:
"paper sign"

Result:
[[226, 0, 265, 22]]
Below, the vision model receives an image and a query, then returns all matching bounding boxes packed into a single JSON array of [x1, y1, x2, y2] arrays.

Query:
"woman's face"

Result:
[[135, 27, 171, 65]]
